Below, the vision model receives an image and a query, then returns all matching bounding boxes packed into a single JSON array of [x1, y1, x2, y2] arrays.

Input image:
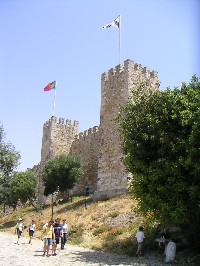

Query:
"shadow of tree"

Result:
[[56, 197, 92, 215], [0, 220, 16, 229]]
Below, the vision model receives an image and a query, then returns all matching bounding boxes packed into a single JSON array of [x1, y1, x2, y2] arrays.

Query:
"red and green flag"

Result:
[[44, 81, 56, 91]]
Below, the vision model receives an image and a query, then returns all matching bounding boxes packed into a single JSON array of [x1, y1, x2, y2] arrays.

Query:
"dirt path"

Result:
[[0, 231, 171, 266]]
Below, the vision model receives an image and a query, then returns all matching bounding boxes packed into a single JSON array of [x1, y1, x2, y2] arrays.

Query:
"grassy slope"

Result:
[[0, 194, 149, 255]]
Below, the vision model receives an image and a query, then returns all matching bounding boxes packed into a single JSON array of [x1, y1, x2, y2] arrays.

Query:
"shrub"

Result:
[[93, 226, 109, 236], [68, 224, 84, 245]]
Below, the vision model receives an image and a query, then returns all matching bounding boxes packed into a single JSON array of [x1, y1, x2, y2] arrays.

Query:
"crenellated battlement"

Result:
[[74, 126, 99, 141], [44, 116, 79, 131], [101, 59, 158, 82]]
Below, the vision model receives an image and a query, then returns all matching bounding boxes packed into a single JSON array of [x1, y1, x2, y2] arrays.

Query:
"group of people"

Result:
[[15, 218, 36, 245], [15, 217, 68, 257], [15, 217, 144, 257], [41, 218, 68, 257]]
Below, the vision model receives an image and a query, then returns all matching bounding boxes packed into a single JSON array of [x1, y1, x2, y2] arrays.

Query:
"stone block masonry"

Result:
[[94, 59, 158, 199], [41, 116, 79, 163], [37, 59, 159, 201], [70, 126, 100, 195]]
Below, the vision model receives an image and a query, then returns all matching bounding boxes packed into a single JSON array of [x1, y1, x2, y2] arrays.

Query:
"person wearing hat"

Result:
[[15, 218, 24, 244], [135, 226, 145, 256]]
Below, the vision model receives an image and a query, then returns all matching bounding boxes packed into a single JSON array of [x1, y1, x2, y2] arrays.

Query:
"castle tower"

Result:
[[41, 116, 79, 163], [94, 59, 158, 199]]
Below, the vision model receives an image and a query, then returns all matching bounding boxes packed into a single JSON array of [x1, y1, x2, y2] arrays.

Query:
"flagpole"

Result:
[[52, 83, 56, 116], [119, 15, 121, 64]]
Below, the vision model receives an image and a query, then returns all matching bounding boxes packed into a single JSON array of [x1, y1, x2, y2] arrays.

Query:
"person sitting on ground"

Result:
[[15, 218, 24, 245], [135, 226, 145, 257]]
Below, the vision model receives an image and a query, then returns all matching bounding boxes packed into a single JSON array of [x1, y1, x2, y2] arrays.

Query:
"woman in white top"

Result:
[[28, 220, 36, 244]]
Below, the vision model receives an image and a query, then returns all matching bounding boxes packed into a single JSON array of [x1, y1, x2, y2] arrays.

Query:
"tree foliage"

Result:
[[42, 154, 83, 196], [117, 76, 200, 249], [0, 124, 20, 176], [0, 124, 20, 208], [9, 171, 37, 207]]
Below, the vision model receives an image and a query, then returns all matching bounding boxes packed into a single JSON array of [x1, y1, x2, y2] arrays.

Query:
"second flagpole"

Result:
[[52, 82, 56, 116]]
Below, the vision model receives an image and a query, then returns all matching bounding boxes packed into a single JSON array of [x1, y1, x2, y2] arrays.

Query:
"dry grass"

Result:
[[0, 194, 148, 255]]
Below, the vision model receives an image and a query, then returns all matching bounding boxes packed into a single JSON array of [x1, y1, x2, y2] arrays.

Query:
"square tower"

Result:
[[94, 59, 158, 199]]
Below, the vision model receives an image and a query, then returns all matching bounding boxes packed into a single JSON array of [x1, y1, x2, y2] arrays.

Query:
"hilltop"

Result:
[[0, 194, 200, 265]]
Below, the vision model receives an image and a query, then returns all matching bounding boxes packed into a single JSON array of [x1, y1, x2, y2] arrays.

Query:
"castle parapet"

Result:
[[101, 59, 158, 83], [150, 70, 158, 78], [93, 126, 99, 132], [51, 116, 57, 122], [74, 120, 79, 127], [43, 116, 79, 135], [79, 132, 84, 138], [59, 118, 64, 124], [84, 130, 88, 137], [74, 126, 99, 141], [142, 67, 150, 77], [115, 64, 124, 74], [66, 119, 71, 126]]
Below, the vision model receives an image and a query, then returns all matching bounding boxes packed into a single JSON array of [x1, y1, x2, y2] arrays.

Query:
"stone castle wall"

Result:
[[94, 59, 158, 199], [38, 59, 159, 200], [70, 126, 100, 194]]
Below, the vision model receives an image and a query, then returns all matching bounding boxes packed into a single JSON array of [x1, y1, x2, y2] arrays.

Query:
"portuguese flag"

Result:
[[44, 81, 56, 91]]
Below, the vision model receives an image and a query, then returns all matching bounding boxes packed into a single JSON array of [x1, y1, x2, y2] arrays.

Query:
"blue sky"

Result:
[[0, 0, 199, 171]]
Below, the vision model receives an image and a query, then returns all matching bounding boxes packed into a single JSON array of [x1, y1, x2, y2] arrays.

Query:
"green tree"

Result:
[[0, 124, 20, 211], [117, 76, 200, 250], [0, 125, 20, 175], [9, 171, 37, 209], [42, 154, 83, 197]]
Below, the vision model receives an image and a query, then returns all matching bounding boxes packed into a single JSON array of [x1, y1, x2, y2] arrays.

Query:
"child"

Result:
[[135, 226, 145, 256]]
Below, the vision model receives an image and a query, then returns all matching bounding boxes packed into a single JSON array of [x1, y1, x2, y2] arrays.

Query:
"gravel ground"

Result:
[[0, 231, 190, 266]]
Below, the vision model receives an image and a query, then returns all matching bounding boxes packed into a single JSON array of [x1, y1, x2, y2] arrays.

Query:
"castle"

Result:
[[37, 59, 158, 200]]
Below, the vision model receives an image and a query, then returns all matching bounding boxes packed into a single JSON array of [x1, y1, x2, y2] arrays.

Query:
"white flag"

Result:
[[102, 16, 120, 29]]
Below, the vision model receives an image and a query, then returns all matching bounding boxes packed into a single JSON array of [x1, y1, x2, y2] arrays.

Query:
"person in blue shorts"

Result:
[[41, 220, 54, 257], [15, 218, 24, 245]]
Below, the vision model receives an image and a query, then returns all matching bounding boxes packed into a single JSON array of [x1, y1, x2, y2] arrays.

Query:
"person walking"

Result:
[[28, 220, 36, 244], [61, 219, 68, 249], [135, 226, 145, 256], [53, 218, 63, 255], [15, 218, 24, 245], [41, 220, 54, 257]]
